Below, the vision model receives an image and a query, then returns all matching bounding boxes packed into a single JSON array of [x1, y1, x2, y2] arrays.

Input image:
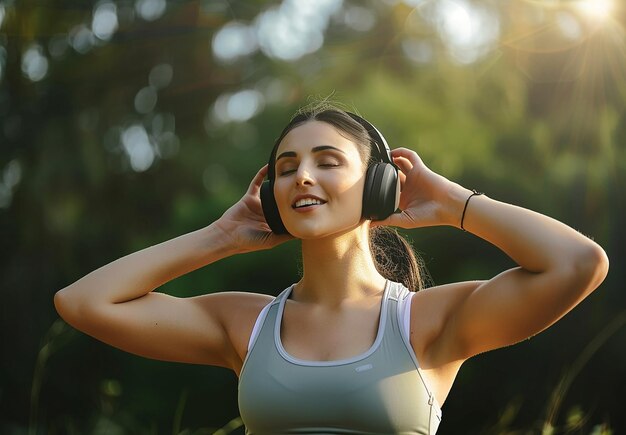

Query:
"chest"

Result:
[[238, 356, 439, 435], [237, 296, 442, 434], [279, 301, 382, 362]]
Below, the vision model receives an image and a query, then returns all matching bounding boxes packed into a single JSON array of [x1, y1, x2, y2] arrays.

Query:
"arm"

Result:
[[441, 193, 608, 360], [378, 148, 609, 362], [54, 165, 292, 368]]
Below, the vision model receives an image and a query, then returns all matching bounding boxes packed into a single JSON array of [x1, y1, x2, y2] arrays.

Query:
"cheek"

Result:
[[273, 180, 290, 209], [336, 176, 366, 209]]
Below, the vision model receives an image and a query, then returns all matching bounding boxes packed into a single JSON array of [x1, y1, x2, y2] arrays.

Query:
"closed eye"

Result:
[[278, 163, 339, 176]]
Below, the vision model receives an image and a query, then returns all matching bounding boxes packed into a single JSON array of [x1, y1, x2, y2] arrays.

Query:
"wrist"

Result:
[[438, 184, 475, 228], [460, 190, 484, 231], [200, 222, 240, 258]]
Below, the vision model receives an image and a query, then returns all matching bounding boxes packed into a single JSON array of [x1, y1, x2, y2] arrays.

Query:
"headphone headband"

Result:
[[345, 112, 395, 168]]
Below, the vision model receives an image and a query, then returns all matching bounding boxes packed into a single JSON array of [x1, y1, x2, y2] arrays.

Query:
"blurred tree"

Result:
[[1, 0, 624, 433]]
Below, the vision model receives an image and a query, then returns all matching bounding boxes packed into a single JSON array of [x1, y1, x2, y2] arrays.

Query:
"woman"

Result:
[[54, 103, 609, 434]]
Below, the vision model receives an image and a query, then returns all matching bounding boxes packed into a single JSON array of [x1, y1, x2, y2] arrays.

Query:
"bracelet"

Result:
[[460, 189, 483, 231]]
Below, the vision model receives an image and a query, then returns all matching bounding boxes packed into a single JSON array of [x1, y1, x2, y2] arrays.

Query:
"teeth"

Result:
[[295, 198, 323, 208]]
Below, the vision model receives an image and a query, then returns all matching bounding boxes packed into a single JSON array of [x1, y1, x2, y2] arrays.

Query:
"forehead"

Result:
[[276, 120, 361, 156]]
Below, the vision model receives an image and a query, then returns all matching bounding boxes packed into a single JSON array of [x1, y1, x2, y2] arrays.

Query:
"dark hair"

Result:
[[369, 226, 428, 292], [271, 100, 427, 291]]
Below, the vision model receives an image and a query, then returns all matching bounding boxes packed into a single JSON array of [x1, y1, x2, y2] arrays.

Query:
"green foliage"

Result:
[[1, 0, 624, 433]]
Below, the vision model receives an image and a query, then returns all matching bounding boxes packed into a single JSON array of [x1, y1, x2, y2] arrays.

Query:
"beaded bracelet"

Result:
[[460, 189, 483, 231]]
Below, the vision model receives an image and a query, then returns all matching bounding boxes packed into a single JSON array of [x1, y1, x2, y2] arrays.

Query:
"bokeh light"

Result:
[[212, 21, 258, 63], [135, 0, 166, 21], [418, 0, 500, 64], [402, 39, 434, 64], [121, 124, 156, 172], [155, 131, 180, 159], [255, 0, 343, 61], [21, 44, 49, 82], [92, 2, 119, 41], [150, 112, 175, 137], [0, 159, 22, 209], [69, 24, 96, 54], [148, 63, 173, 89], [255, 77, 293, 104], [343, 6, 377, 32], [556, 11, 583, 41], [212, 89, 265, 124], [134, 86, 158, 114]]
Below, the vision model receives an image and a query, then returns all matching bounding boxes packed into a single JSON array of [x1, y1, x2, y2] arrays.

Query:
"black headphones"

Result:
[[260, 112, 400, 235]]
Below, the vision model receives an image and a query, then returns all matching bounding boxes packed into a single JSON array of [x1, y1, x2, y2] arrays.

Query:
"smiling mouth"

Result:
[[292, 199, 327, 209]]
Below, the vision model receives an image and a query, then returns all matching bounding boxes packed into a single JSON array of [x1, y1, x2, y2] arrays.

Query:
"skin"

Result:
[[54, 119, 609, 408]]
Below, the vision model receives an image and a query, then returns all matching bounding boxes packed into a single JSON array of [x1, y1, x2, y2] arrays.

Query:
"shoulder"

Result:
[[191, 291, 276, 336], [413, 281, 485, 316], [409, 281, 484, 363], [191, 290, 277, 372], [191, 290, 275, 313]]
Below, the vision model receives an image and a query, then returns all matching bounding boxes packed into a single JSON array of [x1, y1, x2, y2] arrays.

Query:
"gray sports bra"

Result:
[[238, 280, 442, 434]]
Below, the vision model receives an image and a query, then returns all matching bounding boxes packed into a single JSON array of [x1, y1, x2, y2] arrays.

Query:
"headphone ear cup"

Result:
[[362, 164, 378, 219], [260, 180, 289, 235], [362, 162, 400, 220]]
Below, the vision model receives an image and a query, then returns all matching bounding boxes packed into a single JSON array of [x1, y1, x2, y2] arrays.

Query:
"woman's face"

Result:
[[273, 120, 367, 239]]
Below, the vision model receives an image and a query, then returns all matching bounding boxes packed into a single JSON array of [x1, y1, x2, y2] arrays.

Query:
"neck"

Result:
[[292, 223, 387, 308]]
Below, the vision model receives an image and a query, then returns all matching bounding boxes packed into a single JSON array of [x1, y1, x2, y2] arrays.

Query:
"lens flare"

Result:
[[574, 0, 614, 20]]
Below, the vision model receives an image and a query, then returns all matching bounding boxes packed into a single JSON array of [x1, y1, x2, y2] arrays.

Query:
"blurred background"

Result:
[[1, 0, 625, 433]]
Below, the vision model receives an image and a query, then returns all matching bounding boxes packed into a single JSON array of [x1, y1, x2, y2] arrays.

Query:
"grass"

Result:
[[27, 311, 626, 435]]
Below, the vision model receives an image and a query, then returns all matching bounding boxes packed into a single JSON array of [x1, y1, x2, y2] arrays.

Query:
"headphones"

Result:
[[260, 112, 400, 235]]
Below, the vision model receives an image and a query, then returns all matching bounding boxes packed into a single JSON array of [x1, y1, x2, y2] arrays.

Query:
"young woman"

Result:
[[54, 104, 609, 434]]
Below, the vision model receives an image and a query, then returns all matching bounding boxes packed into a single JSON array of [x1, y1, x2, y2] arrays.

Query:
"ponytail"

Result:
[[369, 227, 429, 292]]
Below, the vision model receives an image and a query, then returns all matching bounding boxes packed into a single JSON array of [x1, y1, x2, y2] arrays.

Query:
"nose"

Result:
[[295, 164, 315, 187]]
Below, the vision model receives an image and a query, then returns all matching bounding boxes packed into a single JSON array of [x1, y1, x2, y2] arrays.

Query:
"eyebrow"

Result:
[[275, 145, 346, 162]]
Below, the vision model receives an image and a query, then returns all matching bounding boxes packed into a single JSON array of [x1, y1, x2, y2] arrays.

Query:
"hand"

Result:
[[214, 165, 294, 253], [372, 148, 471, 229]]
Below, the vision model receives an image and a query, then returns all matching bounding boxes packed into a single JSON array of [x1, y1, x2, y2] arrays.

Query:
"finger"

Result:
[[392, 156, 413, 175], [398, 169, 407, 189], [391, 147, 424, 168], [247, 164, 269, 195]]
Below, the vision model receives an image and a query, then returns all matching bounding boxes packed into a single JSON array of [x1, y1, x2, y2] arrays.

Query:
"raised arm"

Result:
[[377, 148, 609, 362], [54, 165, 292, 368]]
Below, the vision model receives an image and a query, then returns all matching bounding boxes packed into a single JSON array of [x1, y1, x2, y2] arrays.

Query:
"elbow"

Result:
[[586, 242, 609, 288], [54, 287, 74, 324], [54, 286, 92, 328], [568, 241, 609, 295]]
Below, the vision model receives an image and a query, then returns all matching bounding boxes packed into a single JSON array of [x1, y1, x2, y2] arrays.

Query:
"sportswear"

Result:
[[238, 280, 442, 435]]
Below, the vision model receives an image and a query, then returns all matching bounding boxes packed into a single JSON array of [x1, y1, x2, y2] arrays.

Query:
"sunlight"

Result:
[[574, 0, 614, 20], [413, 0, 500, 64]]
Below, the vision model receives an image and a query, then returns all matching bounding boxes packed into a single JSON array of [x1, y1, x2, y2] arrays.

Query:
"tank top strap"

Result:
[[276, 284, 295, 302], [389, 281, 443, 424], [379, 280, 408, 351], [244, 285, 293, 355], [386, 279, 408, 301]]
